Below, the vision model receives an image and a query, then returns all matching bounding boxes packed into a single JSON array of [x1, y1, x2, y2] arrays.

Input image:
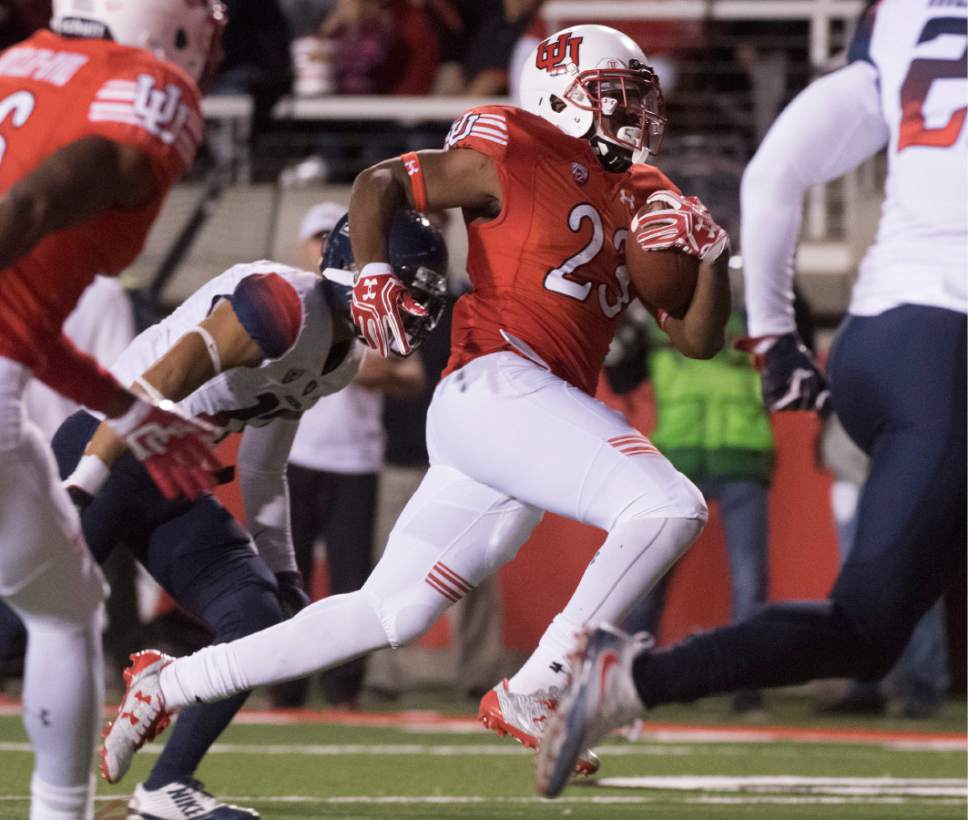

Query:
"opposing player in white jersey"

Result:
[[100, 24, 732, 783], [31, 211, 449, 817], [536, 0, 968, 796]]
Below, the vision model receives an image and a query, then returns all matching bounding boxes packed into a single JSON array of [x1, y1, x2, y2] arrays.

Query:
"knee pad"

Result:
[[363, 584, 449, 649], [602, 459, 708, 530], [5, 549, 106, 630], [629, 473, 708, 524]]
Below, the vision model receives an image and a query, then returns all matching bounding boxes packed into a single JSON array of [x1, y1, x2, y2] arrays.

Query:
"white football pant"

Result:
[[160, 352, 706, 706], [0, 357, 106, 820]]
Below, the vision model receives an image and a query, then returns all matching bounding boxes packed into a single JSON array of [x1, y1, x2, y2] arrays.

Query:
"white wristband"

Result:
[[358, 262, 394, 281], [63, 454, 111, 497], [753, 336, 780, 355]]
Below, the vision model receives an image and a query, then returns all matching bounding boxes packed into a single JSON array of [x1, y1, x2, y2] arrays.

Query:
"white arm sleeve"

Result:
[[237, 417, 300, 574], [740, 61, 890, 337]]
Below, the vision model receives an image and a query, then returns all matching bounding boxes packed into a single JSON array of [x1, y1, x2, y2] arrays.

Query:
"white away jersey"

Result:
[[111, 261, 361, 432], [848, 0, 967, 316]]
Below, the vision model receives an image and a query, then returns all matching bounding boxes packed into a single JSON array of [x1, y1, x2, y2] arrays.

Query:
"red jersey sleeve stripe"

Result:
[[472, 125, 508, 141], [467, 132, 507, 146], [476, 113, 507, 127]]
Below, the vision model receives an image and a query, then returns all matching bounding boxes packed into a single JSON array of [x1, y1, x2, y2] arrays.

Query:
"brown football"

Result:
[[626, 203, 700, 318]]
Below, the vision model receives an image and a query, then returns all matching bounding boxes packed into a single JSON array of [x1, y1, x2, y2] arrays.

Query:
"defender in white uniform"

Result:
[[534, 0, 968, 796], [69, 209, 446, 815], [13, 259, 360, 819]]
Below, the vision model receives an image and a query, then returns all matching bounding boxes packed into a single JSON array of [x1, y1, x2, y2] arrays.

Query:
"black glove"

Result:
[[737, 333, 830, 415], [275, 570, 311, 619]]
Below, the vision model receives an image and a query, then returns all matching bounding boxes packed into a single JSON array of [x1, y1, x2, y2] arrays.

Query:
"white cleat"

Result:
[[128, 778, 259, 819], [535, 624, 652, 798], [478, 678, 601, 775], [100, 650, 175, 784]]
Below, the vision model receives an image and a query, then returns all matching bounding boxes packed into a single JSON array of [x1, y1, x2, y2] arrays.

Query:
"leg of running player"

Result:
[[135, 500, 283, 808], [157, 462, 543, 705], [630, 306, 966, 707], [429, 352, 707, 698], [150, 352, 702, 708], [0, 359, 106, 820]]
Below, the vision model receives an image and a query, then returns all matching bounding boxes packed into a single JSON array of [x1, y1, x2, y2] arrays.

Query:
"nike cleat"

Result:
[[101, 650, 175, 784], [128, 778, 259, 819], [535, 624, 652, 798], [478, 679, 600, 775]]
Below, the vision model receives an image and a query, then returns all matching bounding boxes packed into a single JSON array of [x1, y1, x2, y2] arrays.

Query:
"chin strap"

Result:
[[589, 135, 632, 172]]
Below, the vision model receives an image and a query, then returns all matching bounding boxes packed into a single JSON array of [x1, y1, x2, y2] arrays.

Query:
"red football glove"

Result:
[[632, 190, 730, 262], [106, 397, 220, 501], [350, 262, 427, 358]]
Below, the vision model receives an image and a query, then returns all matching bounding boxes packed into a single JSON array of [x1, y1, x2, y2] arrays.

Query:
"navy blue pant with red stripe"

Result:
[[633, 305, 967, 706]]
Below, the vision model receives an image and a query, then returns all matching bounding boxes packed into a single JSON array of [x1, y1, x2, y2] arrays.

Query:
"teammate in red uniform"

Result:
[[101, 24, 731, 782], [0, 2, 224, 817]]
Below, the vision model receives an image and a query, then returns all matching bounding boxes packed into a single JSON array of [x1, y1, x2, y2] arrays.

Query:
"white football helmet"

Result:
[[519, 24, 667, 171], [51, 0, 227, 87]]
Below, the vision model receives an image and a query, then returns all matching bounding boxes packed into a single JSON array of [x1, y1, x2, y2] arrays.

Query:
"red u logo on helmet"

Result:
[[535, 33, 583, 74]]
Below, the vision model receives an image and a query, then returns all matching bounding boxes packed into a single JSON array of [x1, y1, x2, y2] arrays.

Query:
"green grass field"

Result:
[[0, 693, 964, 819]]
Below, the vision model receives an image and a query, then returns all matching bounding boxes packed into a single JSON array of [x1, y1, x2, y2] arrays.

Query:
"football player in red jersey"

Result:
[[0, 2, 224, 816], [100, 24, 731, 782]]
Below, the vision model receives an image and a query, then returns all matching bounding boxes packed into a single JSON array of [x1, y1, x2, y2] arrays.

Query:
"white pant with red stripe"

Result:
[[161, 351, 706, 706], [0, 357, 106, 819], [364, 350, 706, 642]]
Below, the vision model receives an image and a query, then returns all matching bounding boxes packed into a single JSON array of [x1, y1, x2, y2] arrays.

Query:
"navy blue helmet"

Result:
[[320, 210, 449, 355]]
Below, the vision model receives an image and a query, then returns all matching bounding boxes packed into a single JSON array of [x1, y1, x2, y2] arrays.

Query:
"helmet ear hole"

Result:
[[550, 95, 567, 114], [175, 28, 188, 49]]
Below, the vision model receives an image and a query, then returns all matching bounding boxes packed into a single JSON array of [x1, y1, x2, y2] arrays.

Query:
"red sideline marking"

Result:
[[230, 711, 967, 747], [0, 694, 962, 746]]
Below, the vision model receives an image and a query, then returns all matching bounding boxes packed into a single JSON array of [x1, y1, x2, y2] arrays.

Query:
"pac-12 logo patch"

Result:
[[535, 33, 583, 74], [570, 161, 588, 186]]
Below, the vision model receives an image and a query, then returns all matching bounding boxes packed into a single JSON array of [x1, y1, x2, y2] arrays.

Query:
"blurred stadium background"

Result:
[[0, 1, 963, 816]]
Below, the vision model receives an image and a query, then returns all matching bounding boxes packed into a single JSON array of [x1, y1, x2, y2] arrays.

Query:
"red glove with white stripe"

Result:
[[350, 262, 427, 358], [105, 397, 220, 500], [632, 190, 730, 262]]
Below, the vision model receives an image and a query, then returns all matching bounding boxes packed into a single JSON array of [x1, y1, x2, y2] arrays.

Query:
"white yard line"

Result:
[[596, 775, 968, 798], [0, 739, 958, 758], [0, 794, 961, 807]]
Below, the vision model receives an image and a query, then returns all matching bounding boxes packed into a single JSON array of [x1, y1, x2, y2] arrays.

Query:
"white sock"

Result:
[[30, 770, 94, 820], [507, 613, 582, 694], [508, 516, 702, 694], [161, 591, 389, 708]]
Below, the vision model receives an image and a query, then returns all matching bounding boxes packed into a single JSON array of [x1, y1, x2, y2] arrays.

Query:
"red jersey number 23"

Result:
[[543, 203, 632, 319]]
